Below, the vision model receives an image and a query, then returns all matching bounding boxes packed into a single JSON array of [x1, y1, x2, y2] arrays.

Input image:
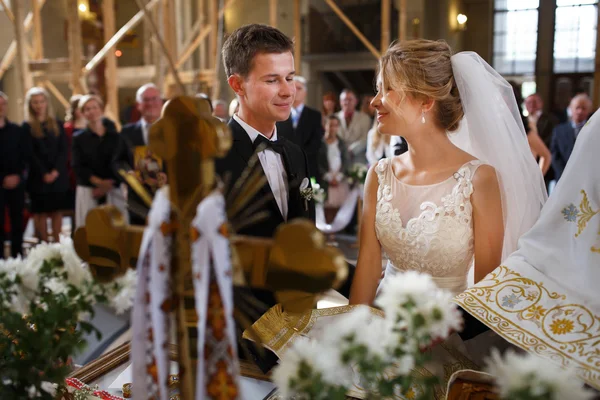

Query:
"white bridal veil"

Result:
[[450, 52, 548, 260]]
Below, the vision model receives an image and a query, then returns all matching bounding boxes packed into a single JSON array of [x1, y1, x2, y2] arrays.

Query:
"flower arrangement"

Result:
[[272, 271, 463, 399], [485, 349, 594, 400], [0, 236, 136, 399], [300, 177, 326, 205], [347, 163, 368, 187]]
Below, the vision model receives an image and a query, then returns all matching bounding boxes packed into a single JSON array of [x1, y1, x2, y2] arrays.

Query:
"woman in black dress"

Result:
[[72, 94, 128, 228], [23, 87, 69, 243]]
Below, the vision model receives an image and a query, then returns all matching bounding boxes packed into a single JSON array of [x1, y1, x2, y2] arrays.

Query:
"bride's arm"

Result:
[[349, 165, 382, 305], [471, 165, 504, 283]]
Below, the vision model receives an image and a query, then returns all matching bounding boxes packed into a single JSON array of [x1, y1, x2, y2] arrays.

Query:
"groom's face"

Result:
[[238, 52, 296, 123]]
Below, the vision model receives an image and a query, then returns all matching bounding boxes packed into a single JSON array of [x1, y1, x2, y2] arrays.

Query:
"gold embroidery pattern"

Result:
[[562, 190, 600, 253], [454, 266, 600, 390]]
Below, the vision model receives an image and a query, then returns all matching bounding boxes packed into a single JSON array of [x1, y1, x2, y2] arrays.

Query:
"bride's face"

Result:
[[372, 74, 422, 136]]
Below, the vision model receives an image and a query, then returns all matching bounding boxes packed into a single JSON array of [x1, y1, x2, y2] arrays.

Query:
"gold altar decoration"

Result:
[[73, 96, 347, 399]]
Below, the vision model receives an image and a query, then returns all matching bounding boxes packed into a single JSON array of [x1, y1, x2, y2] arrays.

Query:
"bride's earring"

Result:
[[421, 111, 426, 124]]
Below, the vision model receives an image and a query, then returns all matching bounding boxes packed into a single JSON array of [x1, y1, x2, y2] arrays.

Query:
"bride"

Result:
[[349, 39, 547, 307]]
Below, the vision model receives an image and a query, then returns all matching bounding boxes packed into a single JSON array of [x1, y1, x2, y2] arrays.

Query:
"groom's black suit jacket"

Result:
[[215, 118, 315, 237]]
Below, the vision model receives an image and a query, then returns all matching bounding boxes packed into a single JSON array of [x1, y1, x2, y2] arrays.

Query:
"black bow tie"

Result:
[[252, 135, 284, 154]]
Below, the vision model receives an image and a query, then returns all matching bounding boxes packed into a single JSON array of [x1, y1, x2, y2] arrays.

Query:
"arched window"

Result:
[[553, 0, 598, 73], [493, 0, 540, 75]]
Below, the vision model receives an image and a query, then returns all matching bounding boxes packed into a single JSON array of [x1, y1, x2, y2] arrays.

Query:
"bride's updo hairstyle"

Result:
[[379, 39, 464, 132]]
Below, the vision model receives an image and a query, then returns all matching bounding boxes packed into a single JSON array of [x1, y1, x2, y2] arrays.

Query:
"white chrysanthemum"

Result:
[[107, 269, 137, 314], [21, 242, 61, 290], [40, 381, 56, 396], [58, 235, 92, 287], [375, 271, 462, 341], [324, 306, 394, 360], [486, 349, 594, 400], [44, 278, 69, 295], [273, 337, 352, 398], [375, 271, 438, 315], [0, 256, 24, 280]]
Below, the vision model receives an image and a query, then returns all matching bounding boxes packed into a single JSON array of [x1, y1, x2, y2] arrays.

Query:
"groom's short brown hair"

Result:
[[222, 24, 294, 79]]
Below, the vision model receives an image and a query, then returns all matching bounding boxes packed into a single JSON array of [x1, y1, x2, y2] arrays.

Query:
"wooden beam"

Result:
[[12, 0, 33, 97], [84, 0, 161, 76], [198, 0, 207, 70], [209, 0, 218, 69], [381, 0, 391, 52], [103, 0, 119, 129], [142, 6, 152, 65], [162, 0, 176, 60], [0, 0, 47, 80], [270, 0, 277, 27], [135, 0, 185, 94], [399, 0, 407, 41], [67, 0, 85, 95], [175, 19, 201, 70], [180, 0, 193, 70], [152, 5, 165, 90], [175, 0, 237, 70], [43, 80, 70, 109], [0, 0, 14, 20], [324, 0, 380, 59], [29, 57, 87, 72], [32, 0, 43, 59], [294, 0, 301, 74], [594, 7, 600, 109]]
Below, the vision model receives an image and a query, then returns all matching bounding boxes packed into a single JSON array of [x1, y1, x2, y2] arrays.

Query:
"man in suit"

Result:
[[551, 93, 592, 181], [119, 83, 165, 224], [217, 23, 316, 371], [525, 93, 558, 190], [336, 89, 372, 153], [277, 76, 324, 180]]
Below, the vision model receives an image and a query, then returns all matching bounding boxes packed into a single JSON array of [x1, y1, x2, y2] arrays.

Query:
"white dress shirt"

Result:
[[233, 114, 288, 220], [291, 103, 305, 129], [140, 117, 151, 145]]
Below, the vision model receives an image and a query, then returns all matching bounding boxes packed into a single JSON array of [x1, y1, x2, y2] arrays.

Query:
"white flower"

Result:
[[272, 336, 352, 398], [321, 306, 393, 359], [375, 271, 462, 341], [485, 349, 595, 400], [106, 269, 137, 314], [44, 278, 69, 295], [0, 256, 24, 280], [40, 381, 56, 396], [27, 385, 39, 398], [58, 235, 92, 287]]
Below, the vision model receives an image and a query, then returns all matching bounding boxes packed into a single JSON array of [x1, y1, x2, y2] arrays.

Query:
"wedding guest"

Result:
[[361, 94, 376, 123], [63, 95, 86, 212], [119, 84, 166, 225], [212, 99, 228, 121], [551, 93, 592, 181], [336, 89, 372, 150], [72, 94, 127, 228], [0, 91, 27, 257], [321, 91, 338, 126], [318, 115, 350, 208], [525, 93, 558, 189], [23, 87, 69, 243], [278, 76, 324, 179]]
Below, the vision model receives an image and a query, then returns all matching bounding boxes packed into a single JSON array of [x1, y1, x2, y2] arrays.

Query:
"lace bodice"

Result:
[[375, 158, 483, 295]]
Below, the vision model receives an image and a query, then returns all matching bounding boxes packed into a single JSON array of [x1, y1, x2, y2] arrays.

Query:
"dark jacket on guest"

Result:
[[119, 120, 146, 167], [0, 120, 28, 183], [317, 136, 349, 193], [551, 121, 583, 181], [277, 105, 324, 181], [23, 120, 69, 194], [72, 125, 124, 188]]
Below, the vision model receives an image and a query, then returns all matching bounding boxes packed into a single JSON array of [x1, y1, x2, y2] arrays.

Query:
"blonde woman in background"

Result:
[[365, 119, 392, 165], [72, 95, 128, 228], [23, 87, 69, 242]]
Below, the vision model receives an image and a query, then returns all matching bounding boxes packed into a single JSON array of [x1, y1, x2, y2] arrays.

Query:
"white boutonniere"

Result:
[[299, 178, 313, 211]]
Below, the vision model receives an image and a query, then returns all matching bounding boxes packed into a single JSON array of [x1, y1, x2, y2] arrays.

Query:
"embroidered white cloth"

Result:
[[455, 112, 600, 389], [131, 188, 172, 400], [191, 191, 240, 399]]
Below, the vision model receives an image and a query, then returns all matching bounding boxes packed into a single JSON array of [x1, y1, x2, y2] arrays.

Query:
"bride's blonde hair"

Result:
[[379, 39, 464, 132]]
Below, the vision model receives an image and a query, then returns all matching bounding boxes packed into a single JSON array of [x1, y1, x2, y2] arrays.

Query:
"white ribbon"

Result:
[[191, 191, 240, 399], [316, 187, 361, 233], [132, 189, 172, 400]]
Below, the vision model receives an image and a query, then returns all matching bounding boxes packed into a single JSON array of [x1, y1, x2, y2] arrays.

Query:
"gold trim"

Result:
[[454, 266, 600, 390]]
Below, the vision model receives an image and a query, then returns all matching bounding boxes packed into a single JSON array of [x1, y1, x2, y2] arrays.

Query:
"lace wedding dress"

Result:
[[374, 157, 510, 399], [375, 158, 481, 295]]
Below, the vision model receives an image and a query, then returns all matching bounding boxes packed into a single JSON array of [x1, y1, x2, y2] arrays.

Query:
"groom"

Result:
[[216, 23, 316, 371], [217, 24, 314, 236]]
